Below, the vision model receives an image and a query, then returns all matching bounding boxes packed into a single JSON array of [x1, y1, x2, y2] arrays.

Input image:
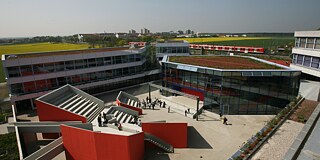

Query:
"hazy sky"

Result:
[[1, 0, 320, 37]]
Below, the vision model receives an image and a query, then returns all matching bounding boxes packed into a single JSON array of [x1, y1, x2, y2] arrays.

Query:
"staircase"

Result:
[[144, 132, 174, 153]]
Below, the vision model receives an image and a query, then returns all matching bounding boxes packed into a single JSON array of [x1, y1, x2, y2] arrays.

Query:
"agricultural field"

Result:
[[0, 42, 91, 83], [174, 37, 267, 43], [174, 37, 294, 48]]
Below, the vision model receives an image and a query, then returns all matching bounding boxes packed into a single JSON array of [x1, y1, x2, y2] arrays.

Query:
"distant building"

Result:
[[155, 40, 190, 61], [141, 28, 150, 34], [290, 31, 320, 79], [129, 29, 136, 34], [185, 29, 194, 35], [176, 30, 184, 35], [115, 33, 128, 38]]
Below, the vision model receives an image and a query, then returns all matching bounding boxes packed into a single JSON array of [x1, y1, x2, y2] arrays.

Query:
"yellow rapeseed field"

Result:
[[0, 42, 90, 55]]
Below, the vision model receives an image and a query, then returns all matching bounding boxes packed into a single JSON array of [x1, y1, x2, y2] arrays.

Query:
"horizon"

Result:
[[1, 0, 320, 38]]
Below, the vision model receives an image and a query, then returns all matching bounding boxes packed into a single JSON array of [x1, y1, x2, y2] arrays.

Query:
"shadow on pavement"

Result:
[[144, 148, 170, 160], [187, 126, 213, 149]]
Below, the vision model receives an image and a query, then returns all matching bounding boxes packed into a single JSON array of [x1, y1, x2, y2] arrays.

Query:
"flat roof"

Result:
[[4, 47, 131, 59], [169, 56, 284, 70]]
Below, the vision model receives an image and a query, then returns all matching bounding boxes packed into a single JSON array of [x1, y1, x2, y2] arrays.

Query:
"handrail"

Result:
[[144, 132, 174, 153], [23, 137, 64, 160]]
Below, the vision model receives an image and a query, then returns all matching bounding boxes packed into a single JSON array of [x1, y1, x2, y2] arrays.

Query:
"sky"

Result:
[[0, 0, 320, 37]]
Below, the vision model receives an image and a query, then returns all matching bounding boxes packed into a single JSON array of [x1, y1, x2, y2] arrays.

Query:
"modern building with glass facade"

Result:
[[291, 31, 320, 79], [156, 40, 190, 61], [162, 55, 301, 115], [1, 47, 160, 112]]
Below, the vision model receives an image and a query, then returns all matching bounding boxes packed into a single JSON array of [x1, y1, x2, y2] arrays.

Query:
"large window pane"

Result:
[[7, 67, 21, 77], [96, 58, 104, 66], [303, 56, 311, 67], [306, 38, 314, 48], [316, 38, 320, 49], [65, 61, 74, 70], [55, 62, 65, 71], [20, 65, 33, 76], [311, 57, 320, 68], [88, 58, 96, 67], [300, 38, 306, 48], [44, 63, 55, 72], [297, 55, 303, 65], [75, 60, 85, 69], [33, 64, 44, 75]]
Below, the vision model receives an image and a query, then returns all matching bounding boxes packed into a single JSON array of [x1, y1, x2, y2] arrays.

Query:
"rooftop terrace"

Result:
[[169, 56, 284, 70]]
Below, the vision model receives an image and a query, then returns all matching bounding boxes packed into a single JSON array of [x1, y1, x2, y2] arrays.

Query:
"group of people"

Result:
[[97, 112, 109, 127], [141, 96, 166, 110]]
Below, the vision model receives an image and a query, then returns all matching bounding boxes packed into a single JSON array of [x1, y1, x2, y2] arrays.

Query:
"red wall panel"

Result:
[[35, 100, 87, 123], [142, 122, 188, 148], [116, 99, 143, 115], [61, 125, 144, 160], [61, 125, 97, 160], [181, 88, 204, 101], [94, 132, 144, 160]]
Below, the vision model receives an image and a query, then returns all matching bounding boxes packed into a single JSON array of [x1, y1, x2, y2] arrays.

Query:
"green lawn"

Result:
[[194, 37, 294, 48], [0, 133, 19, 160], [0, 42, 91, 82], [174, 37, 267, 43]]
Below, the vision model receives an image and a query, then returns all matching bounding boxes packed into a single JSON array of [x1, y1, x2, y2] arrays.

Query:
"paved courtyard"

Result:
[[97, 84, 274, 160]]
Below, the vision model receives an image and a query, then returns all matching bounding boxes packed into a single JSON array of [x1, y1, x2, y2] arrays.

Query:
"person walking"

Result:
[[168, 106, 170, 113], [98, 115, 102, 127], [163, 101, 166, 108], [146, 96, 149, 104], [223, 117, 228, 125], [185, 110, 187, 116]]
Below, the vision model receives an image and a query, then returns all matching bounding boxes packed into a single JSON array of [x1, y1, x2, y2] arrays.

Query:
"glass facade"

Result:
[[9, 66, 144, 95], [295, 37, 320, 49], [5, 54, 142, 78], [162, 63, 300, 115], [292, 53, 320, 70]]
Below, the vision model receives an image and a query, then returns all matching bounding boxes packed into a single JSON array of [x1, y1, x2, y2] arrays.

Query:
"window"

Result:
[[311, 57, 320, 68], [44, 63, 55, 72], [104, 57, 112, 65], [96, 58, 104, 66], [65, 61, 74, 70], [123, 67, 129, 75], [47, 78, 58, 89], [135, 54, 141, 61], [10, 83, 23, 95], [55, 62, 65, 71], [20, 65, 33, 76], [300, 38, 306, 48], [297, 55, 303, 65], [23, 81, 36, 93], [88, 58, 96, 67], [35, 80, 47, 91], [315, 38, 320, 49], [122, 55, 128, 63], [57, 77, 67, 86], [75, 60, 85, 69], [7, 67, 21, 77], [306, 38, 314, 48], [129, 55, 135, 62], [33, 64, 44, 75], [303, 56, 311, 67], [295, 38, 300, 47]]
